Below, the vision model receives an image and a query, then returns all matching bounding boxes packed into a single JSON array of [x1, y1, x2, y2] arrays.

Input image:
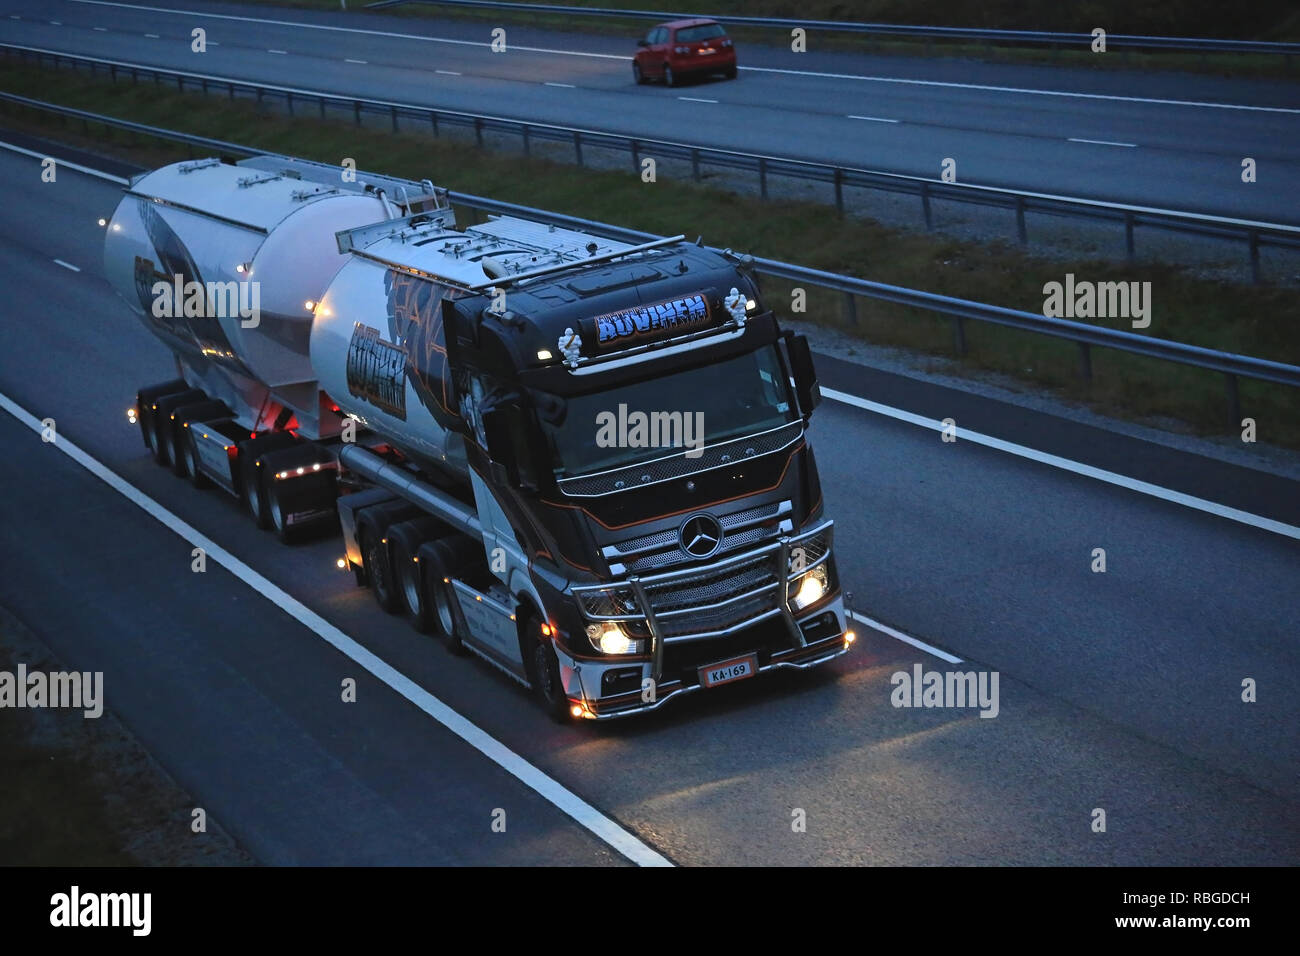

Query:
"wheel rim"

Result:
[[664, 66, 672, 84], [367, 537, 387, 596], [270, 487, 284, 532], [248, 474, 262, 519], [401, 560, 421, 616], [433, 580, 455, 636], [144, 418, 158, 453]]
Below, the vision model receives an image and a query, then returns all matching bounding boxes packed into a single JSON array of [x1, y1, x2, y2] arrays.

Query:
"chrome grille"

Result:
[[603, 499, 793, 575]]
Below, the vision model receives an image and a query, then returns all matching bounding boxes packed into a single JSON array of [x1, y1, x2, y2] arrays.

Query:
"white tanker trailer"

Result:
[[105, 154, 852, 721]]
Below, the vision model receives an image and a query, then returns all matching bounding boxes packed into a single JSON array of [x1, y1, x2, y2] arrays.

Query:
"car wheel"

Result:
[[663, 64, 676, 87], [632, 61, 645, 85], [725, 64, 737, 79]]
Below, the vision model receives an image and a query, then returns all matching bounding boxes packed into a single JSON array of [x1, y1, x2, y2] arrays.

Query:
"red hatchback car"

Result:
[[633, 18, 737, 87]]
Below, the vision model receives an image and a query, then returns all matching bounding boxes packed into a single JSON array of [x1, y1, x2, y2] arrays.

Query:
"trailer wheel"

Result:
[[241, 453, 271, 529], [525, 613, 571, 723], [267, 482, 299, 544], [183, 429, 210, 489]]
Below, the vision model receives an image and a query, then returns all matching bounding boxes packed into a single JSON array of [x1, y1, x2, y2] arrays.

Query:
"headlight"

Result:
[[792, 565, 829, 611], [585, 622, 643, 655]]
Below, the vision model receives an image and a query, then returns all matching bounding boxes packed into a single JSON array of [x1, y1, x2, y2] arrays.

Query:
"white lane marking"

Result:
[[544, 81, 576, 88], [823, 388, 1300, 541], [8, 16, 20, 20], [208, 41, 218, 46], [66, 1, 1300, 115], [742, 64, 1300, 115], [53, 259, 81, 272], [0, 388, 672, 868], [0, 140, 130, 183], [847, 611, 963, 664], [678, 96, 718, 103], [50, 20, 63, 25], [345, 58, 368, 64], [1068, 137, 1138, 147], [435, 69, 461, 76], [267, 49, 287, 55], [93, 26, 108, 31], [144, 33, 159, 38], [848, 114, 899, 123]]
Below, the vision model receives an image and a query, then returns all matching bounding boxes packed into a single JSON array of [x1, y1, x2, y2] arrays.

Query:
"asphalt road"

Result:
[[1, 144, 1296, 865], [2, 0, 1298, 223]]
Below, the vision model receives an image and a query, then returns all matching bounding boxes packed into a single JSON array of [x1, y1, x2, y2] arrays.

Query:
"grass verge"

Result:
[[1, 58, 1297, 448]]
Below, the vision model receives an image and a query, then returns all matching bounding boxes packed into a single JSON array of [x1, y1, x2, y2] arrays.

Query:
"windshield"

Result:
[[676, 24, 726, 42], [543, 345, 798, 477]]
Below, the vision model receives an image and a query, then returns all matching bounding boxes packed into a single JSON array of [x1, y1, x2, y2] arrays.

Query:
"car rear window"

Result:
[[675, 24, 726, 43]]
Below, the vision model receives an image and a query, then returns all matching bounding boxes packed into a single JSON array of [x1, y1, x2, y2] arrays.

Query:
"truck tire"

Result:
[[135, 379, 188, 453], [261, 444, 339, 544], [386, 517, 449, 631], [170, 400, 230, 479], [359, 524, 400, 613], [183, 428, 210, 489], [237, 432, 299, 530], [416, 537, 478, 653], [149, 389, 205, 468], [524, 612, 571, 723]]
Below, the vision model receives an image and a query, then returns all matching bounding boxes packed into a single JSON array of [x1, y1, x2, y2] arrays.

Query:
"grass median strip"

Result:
[[1, 59, 1296, 448]]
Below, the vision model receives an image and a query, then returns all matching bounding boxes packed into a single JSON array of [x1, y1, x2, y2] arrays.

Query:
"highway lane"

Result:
[[2, 148, 1298, 864], [2, 0, 1298, 222]]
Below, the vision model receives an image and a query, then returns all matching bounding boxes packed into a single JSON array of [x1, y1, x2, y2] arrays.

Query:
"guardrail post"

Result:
[[475, 117, 484, 147], [110, 64, 116, 83], [432, 111, 440, 136], [391, 105, 398, 132], [573, 131, 583, 166], [691, 148, 701, 182], [951, 315, 967, 354], [319, 96, 326, 120], [842, 292, 858, 327], [256, 87, 263, 106], [519, 123, 527, 153], [287, 91, 294, 116], [176, 74, 183, 92], [834, 167, 844, 214], [1077, 342, 1092, 381], [354, 100, 361, 126], [132, 68, 139, 86], [921, 182, 933, 231], [1248, 230, 1261, 284], [1124, 211, 1135, 261], [630, 139, 639, 173], [1224, 373, 1241, 428], [759, 157, 768, 200], [1015, 195, 1028, 245], [228, 82, 234, 101]]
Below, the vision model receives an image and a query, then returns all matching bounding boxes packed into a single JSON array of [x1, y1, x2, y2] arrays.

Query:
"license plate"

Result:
[[699, 653, 757, 688]]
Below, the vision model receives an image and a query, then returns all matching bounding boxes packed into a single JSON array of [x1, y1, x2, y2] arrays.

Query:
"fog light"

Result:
[[844, 630, 856, 645]]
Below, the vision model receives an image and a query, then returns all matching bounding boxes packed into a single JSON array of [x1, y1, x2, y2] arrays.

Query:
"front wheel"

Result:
[[725, 64, 737, 79], [526, 615, 571, 723], [632, 61, 645, 85]]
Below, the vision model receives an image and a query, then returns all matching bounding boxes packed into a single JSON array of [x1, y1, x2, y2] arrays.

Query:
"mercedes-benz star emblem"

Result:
[[679, 513, 723, 559]]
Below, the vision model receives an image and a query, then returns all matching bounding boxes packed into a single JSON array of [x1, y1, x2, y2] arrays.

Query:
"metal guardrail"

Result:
[[3, 90, 1298, 425], [6, 42, 1300, 285], [365, 0, 1300, 56]]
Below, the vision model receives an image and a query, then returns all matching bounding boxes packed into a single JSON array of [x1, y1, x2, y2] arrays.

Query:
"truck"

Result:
[[103, 154, 853, 721]]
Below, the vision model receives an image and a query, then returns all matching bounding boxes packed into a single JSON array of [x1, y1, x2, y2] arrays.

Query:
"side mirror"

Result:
[[786, 333, 821, 418], [637, 39, 649, 47]]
